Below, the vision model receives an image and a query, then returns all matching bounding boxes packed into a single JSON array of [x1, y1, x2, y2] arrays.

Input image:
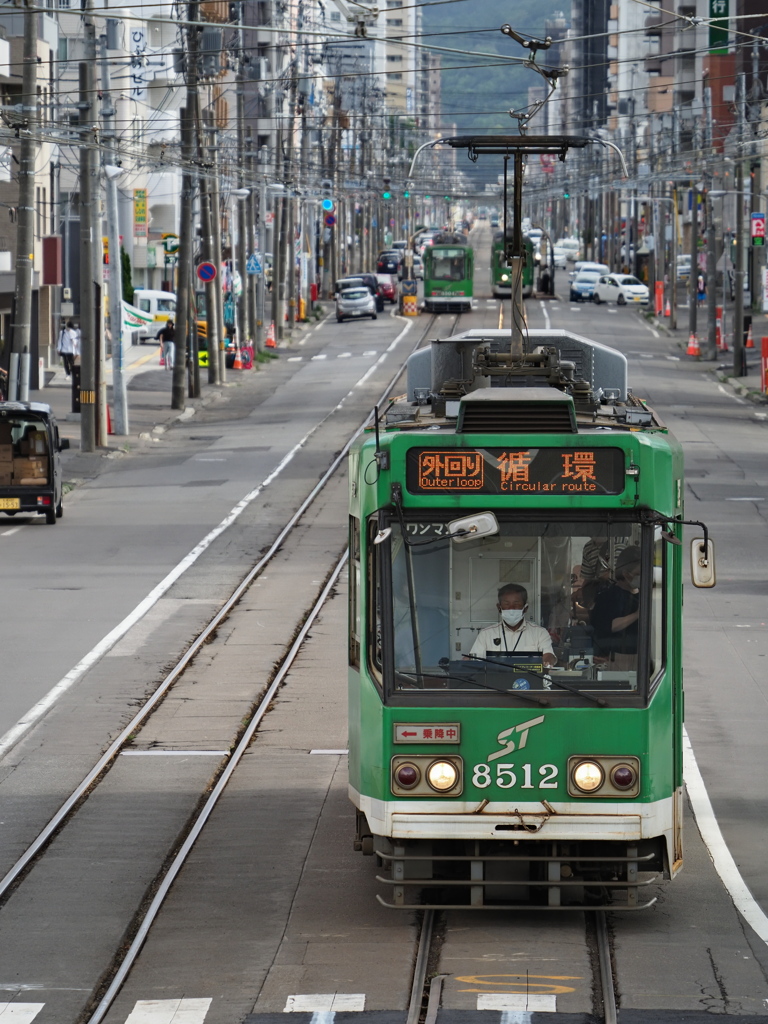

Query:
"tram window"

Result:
[[349, 516, 361, 668], [430, 248, 465, 281], [649, 529, 666, 687], [384, 519, 655, 705]]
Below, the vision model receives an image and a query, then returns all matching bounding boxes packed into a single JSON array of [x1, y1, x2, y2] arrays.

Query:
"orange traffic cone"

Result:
[[687, 332, 700, 357], [265, 322, 276, 348], [746, 324, 754, 348], [665, 299, 671, 317], [233, 346, 243, 370]]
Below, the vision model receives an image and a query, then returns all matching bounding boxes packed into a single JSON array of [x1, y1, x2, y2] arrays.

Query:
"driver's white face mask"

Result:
[[500, 607, 525, 628]]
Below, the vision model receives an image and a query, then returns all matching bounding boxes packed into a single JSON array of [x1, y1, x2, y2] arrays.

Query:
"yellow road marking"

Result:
[[455, 974, 580, 996], [129, 345, 162, 371]]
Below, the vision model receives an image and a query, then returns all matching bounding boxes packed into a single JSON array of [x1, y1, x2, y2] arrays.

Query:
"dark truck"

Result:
[[0, 402, 69, 524]]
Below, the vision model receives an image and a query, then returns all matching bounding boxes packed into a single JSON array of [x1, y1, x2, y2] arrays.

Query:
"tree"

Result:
[[121, 246, 134, 305]]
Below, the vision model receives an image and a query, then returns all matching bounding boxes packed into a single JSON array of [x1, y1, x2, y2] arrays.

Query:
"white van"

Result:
[[132, 290, 177, 343]]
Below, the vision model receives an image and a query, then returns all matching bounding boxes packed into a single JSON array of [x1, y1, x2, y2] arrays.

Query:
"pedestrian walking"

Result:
[[57, 320, 77, 377], [697, 273, 706, 307], [157, 319, 175, 370]]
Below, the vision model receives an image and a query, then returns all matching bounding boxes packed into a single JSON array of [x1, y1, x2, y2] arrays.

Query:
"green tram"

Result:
[[422, 242, 474, 312], [348, 329, 713, 909], [491, 229, 534, 299]]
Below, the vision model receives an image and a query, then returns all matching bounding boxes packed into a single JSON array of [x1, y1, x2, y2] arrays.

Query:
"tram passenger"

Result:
[[468, 583, 556, 667], [589, 546, 641, 669]]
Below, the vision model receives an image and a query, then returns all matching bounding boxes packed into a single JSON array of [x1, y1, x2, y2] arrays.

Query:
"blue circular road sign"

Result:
[[197, 261, 217, 282]]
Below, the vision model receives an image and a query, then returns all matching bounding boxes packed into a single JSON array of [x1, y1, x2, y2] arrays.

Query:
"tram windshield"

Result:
[[376, 517, 664, 705], [430, 249, 466, 281]]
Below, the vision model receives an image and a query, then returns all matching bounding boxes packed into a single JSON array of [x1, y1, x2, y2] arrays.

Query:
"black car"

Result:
[[0, 402, 69, 524], [376, 252, 400, 275]]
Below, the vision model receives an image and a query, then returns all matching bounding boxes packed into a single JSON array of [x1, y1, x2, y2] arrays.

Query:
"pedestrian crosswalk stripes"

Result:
[[0, 1005, 44, 1023], [124, 998, 212, 1023]]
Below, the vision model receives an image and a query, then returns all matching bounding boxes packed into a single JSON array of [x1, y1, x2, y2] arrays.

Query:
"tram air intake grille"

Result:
[[456, 388, 577, 434]]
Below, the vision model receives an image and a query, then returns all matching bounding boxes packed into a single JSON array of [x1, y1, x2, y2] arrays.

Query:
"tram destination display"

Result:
[[406, 446, 626, 495]]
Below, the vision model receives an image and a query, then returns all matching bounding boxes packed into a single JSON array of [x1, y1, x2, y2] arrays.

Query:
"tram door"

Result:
[[449, 538, 540, 658]]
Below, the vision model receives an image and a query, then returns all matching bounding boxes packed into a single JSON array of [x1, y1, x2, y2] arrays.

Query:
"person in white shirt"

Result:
[[468, 583, 556, 667]]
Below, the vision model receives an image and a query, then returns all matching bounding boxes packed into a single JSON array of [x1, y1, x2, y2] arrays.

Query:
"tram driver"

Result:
[[467, 583, 556, 668]]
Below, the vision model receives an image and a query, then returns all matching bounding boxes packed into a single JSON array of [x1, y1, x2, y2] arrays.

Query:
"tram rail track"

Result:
[[0, 310, 463, 1023]]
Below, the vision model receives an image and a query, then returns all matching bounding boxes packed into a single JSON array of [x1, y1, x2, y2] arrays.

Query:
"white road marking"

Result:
[[124, 999, 212, 1023], [608, 308, 618, 314], [684, 727, 768, 947], [121, 750, 228, 756], [1, 527, 22, 536], [717, 384, 746, 404], [0, 1005, 45, 1023], [539, 300, 550, 330], [725, 497, 764, 501], [311, 354, 327, 361], [310, 748, 349, 755], [363, 350, 378, 357], [479, 994, 556, 1011], [755, 412, 767, 420], [639, 353, 653, 359], [287, 356, 303, 362], [666, 355, 680, 361], [298, 337, 306, 346], [0, 411, 348, 760], [337, 352, 351, 358], [284, 995, 365, 1013]]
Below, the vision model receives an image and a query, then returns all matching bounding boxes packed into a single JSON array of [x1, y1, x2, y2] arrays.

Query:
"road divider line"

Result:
[[684, 726, 768, 946], [539, 300, 550, 331]]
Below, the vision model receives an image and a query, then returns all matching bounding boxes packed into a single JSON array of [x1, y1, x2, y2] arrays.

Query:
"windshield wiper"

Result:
[[475, 655, 607, 707], [397, 667, 549, 707]]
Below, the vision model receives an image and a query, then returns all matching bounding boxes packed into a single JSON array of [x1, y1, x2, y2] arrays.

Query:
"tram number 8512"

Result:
[[472, 763, 559, 790]]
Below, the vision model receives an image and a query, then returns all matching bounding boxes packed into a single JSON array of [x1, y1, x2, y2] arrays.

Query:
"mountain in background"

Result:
[[422, 0, 568, 190]]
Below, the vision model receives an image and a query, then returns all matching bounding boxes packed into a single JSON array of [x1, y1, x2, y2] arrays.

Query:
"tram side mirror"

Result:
[[690, 537, 716, 588], [448, 512, 499, 544], [373, 527, 392, 546]]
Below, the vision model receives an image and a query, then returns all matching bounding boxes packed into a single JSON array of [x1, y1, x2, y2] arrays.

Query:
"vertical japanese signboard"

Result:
[[751, 212, 765, 247], [133, 188, 148, 237], [709, 0, 729, 54]]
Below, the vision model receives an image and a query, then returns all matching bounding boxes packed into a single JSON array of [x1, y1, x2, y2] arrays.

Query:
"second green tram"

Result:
[[423, 243, 474, 313], [491, 230, 534, 299]]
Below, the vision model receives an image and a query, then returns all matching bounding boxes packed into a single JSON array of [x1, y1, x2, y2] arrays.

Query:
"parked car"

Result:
[[0, 402, 69, 524], [570, 270, 601, 302], [336, 287, 377, 322], [593, 274, 650, 306], [376, 273, 398, 304], [676, 256, 692, 284], [132, 289, 177, 343], [552, 247, 568, 269]]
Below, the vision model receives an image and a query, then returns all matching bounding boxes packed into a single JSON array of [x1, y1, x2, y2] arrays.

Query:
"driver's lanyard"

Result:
[[503, 623, 524, 653]]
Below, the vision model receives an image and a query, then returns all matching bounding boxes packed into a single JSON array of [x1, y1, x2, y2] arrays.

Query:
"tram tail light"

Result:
[[391, 754, 463, 797], [567, 755, 641, 798]]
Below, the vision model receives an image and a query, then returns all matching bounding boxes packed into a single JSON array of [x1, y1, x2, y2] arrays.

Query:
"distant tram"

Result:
[[423, 239, 474, 312], [491, 230, 534, 299]]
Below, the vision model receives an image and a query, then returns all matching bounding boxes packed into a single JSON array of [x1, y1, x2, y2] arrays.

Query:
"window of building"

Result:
[[387, 72, 403, 80], [387, 55, 403, 62], [387, 18, 403, 25], [330, 9, 341, 19]]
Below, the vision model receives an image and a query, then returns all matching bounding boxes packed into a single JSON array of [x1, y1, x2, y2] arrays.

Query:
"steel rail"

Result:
[[596, 911, 618, 1024], [406, 909, 435, 1024], [0, 311, 443, 904], [87, 552, 349, 1024]]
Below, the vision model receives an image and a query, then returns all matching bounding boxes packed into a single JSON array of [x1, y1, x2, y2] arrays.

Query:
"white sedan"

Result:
[[593, 274, 649, 306]]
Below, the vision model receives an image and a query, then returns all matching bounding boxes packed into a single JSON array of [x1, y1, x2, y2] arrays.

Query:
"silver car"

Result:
[[336, 287, 377, 323]]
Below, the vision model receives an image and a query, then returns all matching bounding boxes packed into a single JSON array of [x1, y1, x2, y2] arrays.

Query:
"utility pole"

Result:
[[246, 130, 258, 352], [199, 119, 220, 385], [100, 33, 128, 434], [9, 0, 38, 401], [688, 184, 698, 351], [235, 0, 249, 349], [704, 83, 717, 362], [79, 10, 98, 451], [734, 72, 746, 377], [174, 0, 199, 405], [208, 120, 225, 383]]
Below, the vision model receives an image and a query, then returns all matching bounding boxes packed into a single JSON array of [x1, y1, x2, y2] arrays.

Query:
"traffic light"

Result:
[[403, 190, 410, 198], [321, 198, 335, 211], [382, 190, 392, 200], [444, 195, 451, 201], [563, 185, 570, 199]]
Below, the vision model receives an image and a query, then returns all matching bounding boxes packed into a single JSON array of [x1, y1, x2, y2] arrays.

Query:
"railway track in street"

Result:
[[0, 310, 470, 1024]]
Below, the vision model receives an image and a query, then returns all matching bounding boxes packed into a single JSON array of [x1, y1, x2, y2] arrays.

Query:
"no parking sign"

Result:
[[197, 262, 217, 282]]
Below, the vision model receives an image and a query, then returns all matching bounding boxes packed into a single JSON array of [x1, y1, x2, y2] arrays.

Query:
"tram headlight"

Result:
[[426, 759, 459, 792], [572, 760, 604, 793], [500, 273, 509, 282], [611, 763, 637, 790], [395, 763, 420, 789]]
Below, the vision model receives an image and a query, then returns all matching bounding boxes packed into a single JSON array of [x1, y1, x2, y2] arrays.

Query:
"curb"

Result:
[[714, 371, 768, 406]]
